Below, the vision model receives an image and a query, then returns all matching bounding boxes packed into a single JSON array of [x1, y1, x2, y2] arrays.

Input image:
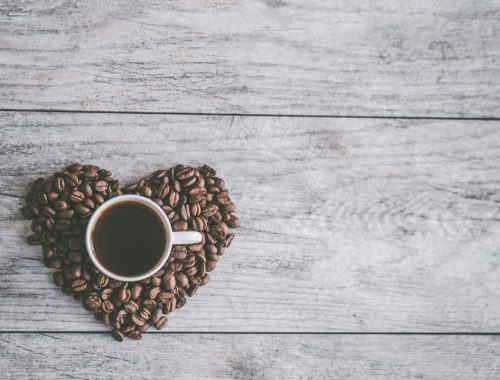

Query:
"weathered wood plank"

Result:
[[0, 333, 498, 379], [0, 112, 499, 332], [1, 1, 499, 117]]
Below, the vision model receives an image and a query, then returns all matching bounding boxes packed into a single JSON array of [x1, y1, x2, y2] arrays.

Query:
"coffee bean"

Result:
[[154, 316, 168, 330], [157, 291, 174, 305], [187, 285, 199, 297], [93, 273, 109, 290], [117, 287, 131, 303], [137, 323, 150, 333], [142, 299, 156, 310], [176, 296, 186, 309], [68, 251, 82, 263], [202, 204, 218, 219], [175, 272, 189, 288], [129, 284, 142, 300], [27, 233, 42, 245], [94, 193, 105, 204], [69, 191, 84, 203], [71, 279, 87, 292], [100, 288, 114, 300], [161, 273, 176, 290], [108, 279, 123, 289], [84, 294, 102, 311], [206, 260, 217, 272], [21, 205, 35, 219], [140, 186, 152, 197], [54, 219, 71, 231], [102, 300, 115, 314], [53, 271, 64, 287], [57, 210, 75, 219], [66, 173, 80, 187], [123, 300, 139, 314], [217, 192, 231, 205], [54, 177, 65, 192], [79, 182, 92, 198], [53, 200, 68, 211], [112, 329, 124, 342], [83, 198, 95, 209], [172, 220, 188, 231], [131, 313, 146, 326], [95, 181, 108, 193], [168, 191, 180, 208], [74, 204, 90, 216], [192, 216, 208, 231], [147, 287, 161, 300], [127, 329, 142, 340]]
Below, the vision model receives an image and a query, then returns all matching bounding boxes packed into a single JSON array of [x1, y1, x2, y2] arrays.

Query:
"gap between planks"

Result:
[[0, 108, 499, 121]]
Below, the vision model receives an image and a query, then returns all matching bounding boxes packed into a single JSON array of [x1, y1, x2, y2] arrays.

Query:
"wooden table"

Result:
[[1, 1, 499, 378]]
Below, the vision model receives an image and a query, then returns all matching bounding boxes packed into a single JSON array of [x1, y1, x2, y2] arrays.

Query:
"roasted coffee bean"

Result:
[[54, 177, 65, 192], [168, 191, 180, 208], [178, 204, 190, 221], [79, 183, 92, 199], [172, 220, 188, 231], [140, 186, 153, 197], [71, 278, 87, 292], [210, 222, 229, 240], [68, 163, 83, 173], [53, 200, 68, 211], [157, 291, 174, 304], [122, 323, 135, 334], [127, 329, 142, 340], [192, 216, 208, 231], [162, 273, 176, 290], [123, 300, 139, 314], [217, 192, 231, 205], [187, 284, 199, 297], [74, 204, 90, 216], [156, 184, 169, 199], [66, 172, 80, 187], [108, 279, 123, 289], [137, 323, 150, 333], [102, 300, 115, 314], [146, 276, 159, 287], [100, 288, 114, 300], [112, 329, 124, 342], [94, 193, 105, 204], [205, 259, 217, 272], [176, 296, 186, 309], [68, 251, 82, 263], [117, 287, 131, 303], [21, 205, 35, 219], [95, 180, 108, 193], [93, 273, 109, 290], [27, 233, 43, 245], [57, 210, 75, 219], [142, 299, 156, 310], [147, 287, 161, 300], [53, 271, 64, 287], [102, 312, 111, 326], [54, 219, 71, 231], [71, 264, 82, 278], [129, 284, 142, 300], [84, 294, 102, 311], [202, 204, 218, 218], [175, 272, 189, 288], [83, 198, 95, 209], [154, 316, 168, 330], [131, 313, 146, 326]]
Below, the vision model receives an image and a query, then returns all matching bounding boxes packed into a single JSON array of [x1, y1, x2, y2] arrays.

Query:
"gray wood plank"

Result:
[[1, 1, 499, 117], [0, 333, 498, 379], [0, 112, 500, 332]]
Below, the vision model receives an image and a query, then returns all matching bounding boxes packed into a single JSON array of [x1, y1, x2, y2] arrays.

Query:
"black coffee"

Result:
[[92, 201, 166, 277]]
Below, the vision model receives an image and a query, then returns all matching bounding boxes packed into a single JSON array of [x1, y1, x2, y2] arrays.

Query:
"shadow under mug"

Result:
[[85, 194, 203, 282]]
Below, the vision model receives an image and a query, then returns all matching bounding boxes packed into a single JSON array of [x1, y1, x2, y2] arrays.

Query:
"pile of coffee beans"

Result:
[[22, 163, 239, 341]]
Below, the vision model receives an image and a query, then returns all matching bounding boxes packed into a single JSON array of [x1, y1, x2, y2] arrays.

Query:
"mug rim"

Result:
[[85, 194, 173, 282]]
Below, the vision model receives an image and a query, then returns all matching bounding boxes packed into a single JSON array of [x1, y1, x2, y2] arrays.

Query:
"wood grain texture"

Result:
[[0, 333, 499, 379], [1, 0, 500, 117], [1, 112, 499, 332]]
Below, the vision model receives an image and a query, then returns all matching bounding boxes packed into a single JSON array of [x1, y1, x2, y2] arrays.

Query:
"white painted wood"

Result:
[[1, 1, 499, 117], [0, 333, 498, 379], [1, 112, 499, 332]]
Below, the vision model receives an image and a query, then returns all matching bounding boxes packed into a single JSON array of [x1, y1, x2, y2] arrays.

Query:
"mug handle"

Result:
[[171, 231, 203, 245]]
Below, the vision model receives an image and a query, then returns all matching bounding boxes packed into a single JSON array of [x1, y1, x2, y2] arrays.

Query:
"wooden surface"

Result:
[[1, 1, 500, 117], [1, 0, 500, 379], [1, 334, 499, 380]]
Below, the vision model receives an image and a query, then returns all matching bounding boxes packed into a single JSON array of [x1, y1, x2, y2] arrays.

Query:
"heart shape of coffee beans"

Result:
[[22, 163, 240, 341]]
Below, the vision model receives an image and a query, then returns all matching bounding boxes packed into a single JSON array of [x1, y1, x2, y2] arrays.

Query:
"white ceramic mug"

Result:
[[85, 194, 202, 282]]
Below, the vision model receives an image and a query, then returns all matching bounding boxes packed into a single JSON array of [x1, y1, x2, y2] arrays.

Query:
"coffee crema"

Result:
[[92, 201, 166, 277]]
